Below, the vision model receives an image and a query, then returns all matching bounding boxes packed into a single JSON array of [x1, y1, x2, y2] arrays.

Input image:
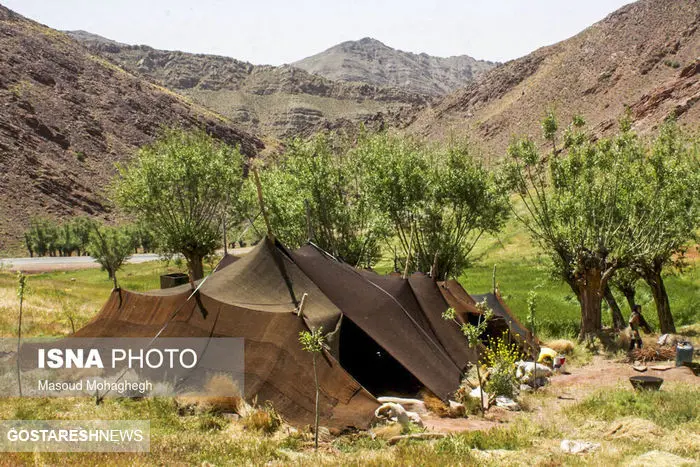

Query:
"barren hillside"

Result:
[[410, 0, 699, 155], [0, 6, 262, 254]]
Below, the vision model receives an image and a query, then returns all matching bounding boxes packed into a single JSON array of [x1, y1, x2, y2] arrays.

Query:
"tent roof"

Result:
[[472, 293, 533, 347], [291, 244, 468, 400], [75, 240, 377, 429]]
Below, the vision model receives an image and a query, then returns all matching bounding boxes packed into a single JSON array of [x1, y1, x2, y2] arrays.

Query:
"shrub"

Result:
[[242, 402, 282, 435], [483, 335, 522, 398]]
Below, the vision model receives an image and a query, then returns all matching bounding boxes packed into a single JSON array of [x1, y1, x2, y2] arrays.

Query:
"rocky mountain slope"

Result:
[[67, 32, 429, 139], [410, 0, 699, 156], [0, 6, 262, 254], [293, 37, 497, 96]]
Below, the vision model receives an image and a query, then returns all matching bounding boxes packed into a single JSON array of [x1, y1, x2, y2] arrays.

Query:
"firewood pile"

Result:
[[628, 346, 675, 363]]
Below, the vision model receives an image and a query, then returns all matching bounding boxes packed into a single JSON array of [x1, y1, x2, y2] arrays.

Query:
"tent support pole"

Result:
[[304, 199, 314, 242], [222, 192, 229, 256], [252, 165, 274, 242], [403, 224, 414, 280], [297, 293, 308, 318], [492, 264, 497, 294]]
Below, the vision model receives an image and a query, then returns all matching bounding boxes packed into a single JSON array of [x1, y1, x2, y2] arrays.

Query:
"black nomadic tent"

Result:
[[75, 240, 486, 428]]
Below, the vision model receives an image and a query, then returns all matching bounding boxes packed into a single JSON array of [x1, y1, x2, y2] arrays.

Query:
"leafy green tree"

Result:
[[359, 134, 508, 278], [623, 122, 699, 333], [260, 132, 386, 266], [299, 326, 326, 450], [25, 218, 57, 257], [68, 217, 97, 256], [87, 224, 135, 290], [443, 303, 493, 414], [57, 222, 78, 257], [114, 128, 246, 280], [500, 115, 648, 338]]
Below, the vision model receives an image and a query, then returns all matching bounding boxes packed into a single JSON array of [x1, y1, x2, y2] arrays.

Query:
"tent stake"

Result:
[[252, 166, 274, 242], [403, 224, 415, 280]]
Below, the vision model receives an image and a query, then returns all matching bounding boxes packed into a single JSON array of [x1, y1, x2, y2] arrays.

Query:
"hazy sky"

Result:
[[4, 0, 633, 65]]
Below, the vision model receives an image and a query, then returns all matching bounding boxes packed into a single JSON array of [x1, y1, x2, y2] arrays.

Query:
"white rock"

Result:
[[448, 400, 464, 411], [560, 439, 600, 454], [495, 396, 520, 411], [375, 402, 424, 428], [377, 396, 428, 415]]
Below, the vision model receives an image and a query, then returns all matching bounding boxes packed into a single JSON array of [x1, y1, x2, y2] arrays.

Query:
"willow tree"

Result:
[[114, 128, 245, 280], [500, 115, 650, 338], [87, 223, 135, 290], [358, 134, 508, 279], [260, 132, 386, 267], [625, 122, 699, 334]]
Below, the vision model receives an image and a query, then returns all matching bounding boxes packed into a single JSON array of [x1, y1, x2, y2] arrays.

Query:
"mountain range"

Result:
[[0, 0, 698, 254], [292, 37, 496, 96], [65, 33, 494, 139]]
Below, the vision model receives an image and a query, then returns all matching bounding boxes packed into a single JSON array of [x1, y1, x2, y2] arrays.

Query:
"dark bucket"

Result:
[[629, 375, 663, 391], [160, 272, 189, 289]]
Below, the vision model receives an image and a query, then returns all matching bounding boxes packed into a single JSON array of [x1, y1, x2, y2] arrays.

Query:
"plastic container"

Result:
[[553, 355, 566, 372], [675, 342, 694, 367]]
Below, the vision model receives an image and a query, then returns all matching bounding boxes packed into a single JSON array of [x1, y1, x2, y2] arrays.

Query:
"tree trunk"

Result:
[[604, 285, 625, 330], [185, 253, 205, 281], [644, 269, 675, 334], [577, 269, 603, 340], [620, 287, 636, 312]]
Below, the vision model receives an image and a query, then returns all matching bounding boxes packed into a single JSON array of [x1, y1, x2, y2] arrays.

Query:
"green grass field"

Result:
[[0, 221, 697, 466], [1, 216, 698, 341]]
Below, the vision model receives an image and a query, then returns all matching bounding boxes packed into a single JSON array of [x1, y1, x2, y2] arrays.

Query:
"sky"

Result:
[[3, 0, 634, 65]]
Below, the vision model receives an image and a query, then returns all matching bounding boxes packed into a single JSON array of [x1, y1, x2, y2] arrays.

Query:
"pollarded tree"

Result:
[[87, 223, 135, 290], [114, 128, 246, 280], [624, 121, 700, 333], [260, 132, 387, 267], [359, 134, 509, 279], [500, 115, 648, 339]]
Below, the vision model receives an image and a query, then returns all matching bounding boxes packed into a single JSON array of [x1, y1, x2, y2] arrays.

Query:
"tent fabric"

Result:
[[407, 273, 477, 370], [359, 270, 476, 373], [438, 281, 524, 350], [74, 240, 378, 430], [472, 293, 535, 350], [291, 245, 467, 400]]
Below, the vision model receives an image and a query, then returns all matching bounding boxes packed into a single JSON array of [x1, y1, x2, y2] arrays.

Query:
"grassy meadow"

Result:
[[0, 217, 698, 466]]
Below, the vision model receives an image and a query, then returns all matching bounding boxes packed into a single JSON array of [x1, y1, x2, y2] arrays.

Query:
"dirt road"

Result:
[[0, 247, 253, 273]]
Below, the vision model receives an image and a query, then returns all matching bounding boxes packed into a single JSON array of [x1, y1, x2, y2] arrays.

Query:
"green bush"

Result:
[[483, 335, 522, 398]]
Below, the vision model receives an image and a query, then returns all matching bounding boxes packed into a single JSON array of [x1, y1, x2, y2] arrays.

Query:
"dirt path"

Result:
[[422, 356, 697, 433]]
